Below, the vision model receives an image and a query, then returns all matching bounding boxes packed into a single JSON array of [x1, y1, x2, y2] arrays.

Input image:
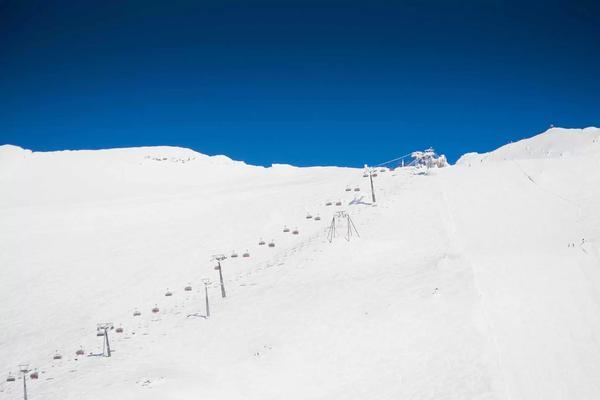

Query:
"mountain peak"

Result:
[[457, 126, 600, 165]]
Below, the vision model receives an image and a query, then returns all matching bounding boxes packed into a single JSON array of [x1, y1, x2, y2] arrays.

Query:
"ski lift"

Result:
[[354, 187, 360, 192], [6, 373, 15, 382], [314, 215, 321, 221], [268, 241, 275, 248], [152, 305, 160, 313], [306, 214, 313, 219], [96, 330, 105, 337], [53, 352, 62, 360], [133, 309, 141, 317], [283, 226, 290, 232], [184, 284, 192, 291], [242, 250, 250, 258], [116, 327, 124, 333], [292, 228, 299, 235], [76, 348, 85, 356], [231, 251, 238, 258], [335, 200, 342, 206], [165, 289, 173, 297], [345, 186, 351, 192], [325, 201, 332, 206], [259, 239, 265, 245], [29, 370, 39, 380]]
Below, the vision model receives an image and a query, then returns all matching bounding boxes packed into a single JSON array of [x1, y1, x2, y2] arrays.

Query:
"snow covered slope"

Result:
[[1, 127, 600, 400], [457, 127, 600, 164]]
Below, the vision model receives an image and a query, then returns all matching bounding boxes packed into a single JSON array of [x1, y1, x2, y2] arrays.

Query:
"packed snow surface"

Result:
[[1, 127, 600, 399]]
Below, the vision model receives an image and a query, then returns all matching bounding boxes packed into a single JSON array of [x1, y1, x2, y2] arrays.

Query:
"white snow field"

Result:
[[1, 127, 600, 400]]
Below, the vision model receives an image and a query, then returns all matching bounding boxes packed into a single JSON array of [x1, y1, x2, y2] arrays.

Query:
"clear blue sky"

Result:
[[1, 0, 599, 166]]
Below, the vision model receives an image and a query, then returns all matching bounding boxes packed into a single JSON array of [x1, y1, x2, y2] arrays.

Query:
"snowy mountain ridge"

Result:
[[0, 144, 242, 172], [457, 126, 600, 164], [1, 127, 600, 400]]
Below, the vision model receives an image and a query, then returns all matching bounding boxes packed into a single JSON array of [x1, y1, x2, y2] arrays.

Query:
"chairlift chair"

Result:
[[292, 228, 299, 235], [259, 239, 265, 245], [325, 201, 332, 206], [165, 289, 173, 297], [283, 226, 290, 232], [306, 214, 313, 219], [372, 172, 378, 177], [76, 348, 85, 356], [96, 330, 105, 337], [184, 285, 192, 291], [116, 327, 124, 333], [314, 215, 321, 221], [335, 200, 342, 206], [345, 186, 351, 192], [363, 173, 368, 178], [242, 251, 250, 258], [231, 251, 238, 258], [133, 310, 141, 317], [354, 187, 360, 191], [53, 352, 62, 360], [29, 371, 39, 380], [268, 241, 275, 248], [6, 373, 15, 382], [152, 306, 160, 313]]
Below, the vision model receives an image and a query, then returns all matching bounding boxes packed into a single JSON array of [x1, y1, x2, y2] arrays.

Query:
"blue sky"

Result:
[[1, 0, 599, 166]]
